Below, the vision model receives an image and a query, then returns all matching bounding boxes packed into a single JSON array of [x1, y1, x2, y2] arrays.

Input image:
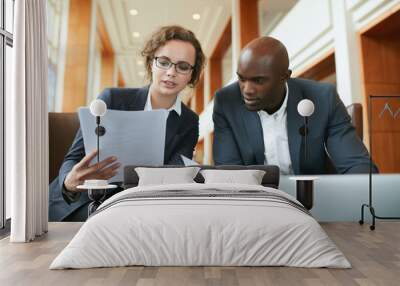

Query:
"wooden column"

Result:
[[97, 9, 115, 91], [194, 75, 204, 115], [209, 18, 231, 100], [239, 0, 259, 48], [62, 0, 92, 112], [209, 58, 222, 100], [117, 69, 125, 87], [100, 55, 114, 90]]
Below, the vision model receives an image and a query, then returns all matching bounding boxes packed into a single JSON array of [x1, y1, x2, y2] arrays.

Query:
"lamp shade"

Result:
[[297, 99, 315, 117], [90, 99, 107, 117]]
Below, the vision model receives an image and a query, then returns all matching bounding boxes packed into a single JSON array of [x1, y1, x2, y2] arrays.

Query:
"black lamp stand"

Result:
[[296, 116, 314, 210], [359, 95, 400, 230], [87, 116, 107, 216]]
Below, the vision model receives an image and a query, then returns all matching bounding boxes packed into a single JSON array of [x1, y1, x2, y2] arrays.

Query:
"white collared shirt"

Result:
[[257, 82, 293, 174], [144, 91, 182, 116]]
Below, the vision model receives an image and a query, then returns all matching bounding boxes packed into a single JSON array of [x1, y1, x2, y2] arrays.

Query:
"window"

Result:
[[47, 0, 69, 112], [1, 0, 14, 232]]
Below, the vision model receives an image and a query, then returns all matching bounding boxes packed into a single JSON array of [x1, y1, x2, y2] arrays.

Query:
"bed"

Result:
[[50, 165, 350, 269]]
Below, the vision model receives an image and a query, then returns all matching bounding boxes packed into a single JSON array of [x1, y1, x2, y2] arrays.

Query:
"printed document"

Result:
[[79, 108, 168, 181]]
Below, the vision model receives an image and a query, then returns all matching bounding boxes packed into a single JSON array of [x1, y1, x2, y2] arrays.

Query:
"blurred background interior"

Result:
[[44, 0, 400, 173]]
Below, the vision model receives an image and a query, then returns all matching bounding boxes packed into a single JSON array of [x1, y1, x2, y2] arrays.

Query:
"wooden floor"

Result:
[[0, 222, 399, 286]]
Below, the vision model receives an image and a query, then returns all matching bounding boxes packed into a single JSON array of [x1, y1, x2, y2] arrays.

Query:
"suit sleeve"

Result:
[[325, 86, 378, 173], [57, 88, 113, 203], [166, 118, 199, 165], [212, 91, 244, 165]]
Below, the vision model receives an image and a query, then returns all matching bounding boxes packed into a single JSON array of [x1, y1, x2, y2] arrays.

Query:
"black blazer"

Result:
[[49, 86, 199, 221]]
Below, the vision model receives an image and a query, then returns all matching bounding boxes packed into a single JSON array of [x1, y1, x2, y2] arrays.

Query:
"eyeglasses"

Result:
[[154, 57, 194, 75]]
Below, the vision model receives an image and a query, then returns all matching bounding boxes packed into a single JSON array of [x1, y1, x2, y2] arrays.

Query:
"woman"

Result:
[[49, 26, 205, 221]]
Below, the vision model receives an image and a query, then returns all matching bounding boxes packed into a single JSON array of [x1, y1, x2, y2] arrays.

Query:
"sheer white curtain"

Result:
[[9, 0, 48, 242]]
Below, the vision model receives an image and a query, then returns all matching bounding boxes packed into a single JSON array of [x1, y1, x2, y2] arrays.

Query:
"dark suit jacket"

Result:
[[213, 78, 377, 174], [49, 87, 199, 221]]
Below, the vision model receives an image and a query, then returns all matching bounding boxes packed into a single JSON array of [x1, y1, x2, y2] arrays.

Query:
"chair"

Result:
[[346, 103, 363, 140], [48, 112, 80, 183]]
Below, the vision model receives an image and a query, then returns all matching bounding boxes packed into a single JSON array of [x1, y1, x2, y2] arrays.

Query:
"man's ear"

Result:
[[285, 69, 292, 80], [281, 69, 292, 82]]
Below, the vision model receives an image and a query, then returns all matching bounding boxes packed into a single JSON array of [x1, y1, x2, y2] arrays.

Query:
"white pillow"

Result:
[[135, 167, 200, 186], [200, 169, 266, 185]]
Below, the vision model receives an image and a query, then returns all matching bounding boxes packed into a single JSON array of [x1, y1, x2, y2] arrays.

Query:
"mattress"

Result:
[[50, 183, 351, 269]]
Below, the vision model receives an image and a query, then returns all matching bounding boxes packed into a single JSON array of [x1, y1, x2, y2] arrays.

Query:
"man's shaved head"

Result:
[[240, 37, 289, 74], [237, 37, 291, 113]]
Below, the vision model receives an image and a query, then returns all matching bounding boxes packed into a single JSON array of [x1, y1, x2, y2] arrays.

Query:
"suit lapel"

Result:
[[128, 86, 149, 111], [239, 100, 265, 165], [164, 109, 182, 162], [287, 79, 304, 174]]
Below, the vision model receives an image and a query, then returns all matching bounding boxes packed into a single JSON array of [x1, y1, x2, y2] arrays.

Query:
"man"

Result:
[[213, 37, 377, 174]]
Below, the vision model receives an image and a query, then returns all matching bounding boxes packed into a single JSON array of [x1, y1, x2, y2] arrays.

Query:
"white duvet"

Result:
[[50, 183, 351, 269]]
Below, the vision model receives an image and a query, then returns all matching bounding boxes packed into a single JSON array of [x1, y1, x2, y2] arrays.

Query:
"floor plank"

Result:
[[0, 222, 399, 286]]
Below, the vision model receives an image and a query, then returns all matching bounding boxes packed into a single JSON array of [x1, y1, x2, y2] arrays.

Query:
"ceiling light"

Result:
[[137, 60, 144, 66], [192, 13, 200, 20], [132, 32, 140, 38], [129, 9, 138, 16]]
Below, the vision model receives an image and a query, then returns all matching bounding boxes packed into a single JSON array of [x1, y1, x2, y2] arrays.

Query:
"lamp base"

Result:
[[77, 184, 117, 216], [296, 180, 314, 210], [289, 176, 317, 210]]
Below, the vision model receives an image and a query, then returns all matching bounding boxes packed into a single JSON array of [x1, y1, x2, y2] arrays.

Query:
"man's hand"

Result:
[[64, 150, 120, 192]]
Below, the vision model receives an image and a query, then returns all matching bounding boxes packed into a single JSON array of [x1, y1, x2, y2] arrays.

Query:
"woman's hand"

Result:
[[64, 150, 121, 192]]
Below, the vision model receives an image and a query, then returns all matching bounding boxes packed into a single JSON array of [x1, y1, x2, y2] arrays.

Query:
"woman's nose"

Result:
[[166, 65, 177, 77]]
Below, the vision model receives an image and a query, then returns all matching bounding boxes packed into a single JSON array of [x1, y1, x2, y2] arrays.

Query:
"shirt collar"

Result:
[[144, 91, 182, 116], [258, 82, 289, 118]]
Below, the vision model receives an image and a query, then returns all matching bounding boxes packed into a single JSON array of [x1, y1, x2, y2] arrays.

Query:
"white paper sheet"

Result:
[[78, 108, 168, 182], [180, 155, 199, 166]]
